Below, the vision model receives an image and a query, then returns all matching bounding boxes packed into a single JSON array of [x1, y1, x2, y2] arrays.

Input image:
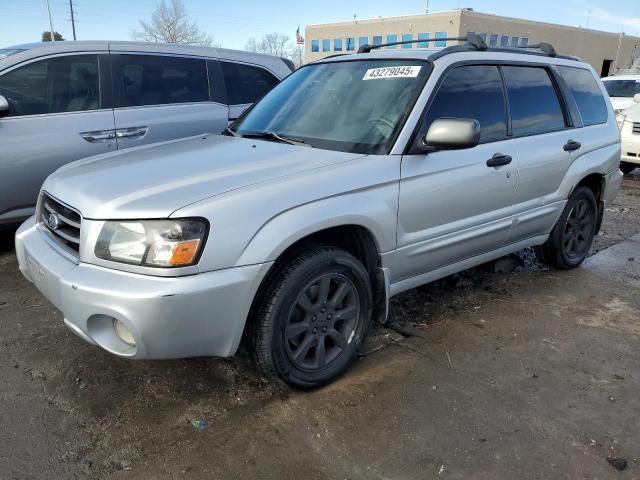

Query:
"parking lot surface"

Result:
[[1, 174, 639, 479]]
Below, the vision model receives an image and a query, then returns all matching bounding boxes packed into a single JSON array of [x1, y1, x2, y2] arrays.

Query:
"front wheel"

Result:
[[535, 186, 597, 269], [620, 162, 637, 175], [250, 246, 373, 388]]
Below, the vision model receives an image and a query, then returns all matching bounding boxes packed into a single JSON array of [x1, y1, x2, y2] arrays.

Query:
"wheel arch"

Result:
[[572, 172, 605, 233], [241, 223, 388, 348]]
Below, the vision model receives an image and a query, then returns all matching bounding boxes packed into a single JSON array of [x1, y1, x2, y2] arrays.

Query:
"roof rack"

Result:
[[357, 33, 563, 60], [357, 33, 488, 54], [517, 42, 556, 57]]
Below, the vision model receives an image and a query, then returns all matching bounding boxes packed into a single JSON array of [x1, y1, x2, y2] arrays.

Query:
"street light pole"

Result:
[[69, 0, 77, 41], [45, 0, 55, 41]]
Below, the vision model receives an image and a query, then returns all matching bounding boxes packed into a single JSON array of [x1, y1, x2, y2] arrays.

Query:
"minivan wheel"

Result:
[[535, 186, 597, 269], [250, 246, 373, 389], [620, 162, 637, 175]]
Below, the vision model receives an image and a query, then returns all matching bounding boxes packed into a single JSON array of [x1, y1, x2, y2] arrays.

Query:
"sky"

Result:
[[2, 0, 640, 50]]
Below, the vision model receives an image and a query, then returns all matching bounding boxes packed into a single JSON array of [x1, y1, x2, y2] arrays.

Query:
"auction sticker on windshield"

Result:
[[362, 66, 422, 80]]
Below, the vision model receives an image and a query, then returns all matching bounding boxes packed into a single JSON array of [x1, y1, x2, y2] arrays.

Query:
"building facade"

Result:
[[305, 9, 640, 76]]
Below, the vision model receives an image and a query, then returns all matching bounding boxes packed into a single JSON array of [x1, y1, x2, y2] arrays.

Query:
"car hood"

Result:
[[610, 96, 636, 112], [43, 134, 364, 219]]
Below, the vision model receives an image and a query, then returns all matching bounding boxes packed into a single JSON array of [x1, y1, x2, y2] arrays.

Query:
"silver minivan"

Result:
[[0, 41, 292, 227]]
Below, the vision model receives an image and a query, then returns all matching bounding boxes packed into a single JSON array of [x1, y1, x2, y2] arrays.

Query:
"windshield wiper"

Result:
[[223, 126, 240, 137], [241, 131, 310, 147]]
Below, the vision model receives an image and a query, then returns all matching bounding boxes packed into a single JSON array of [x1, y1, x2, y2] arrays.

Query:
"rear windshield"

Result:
[[603, 79, 640, 98], [0, 48, 26, 59]]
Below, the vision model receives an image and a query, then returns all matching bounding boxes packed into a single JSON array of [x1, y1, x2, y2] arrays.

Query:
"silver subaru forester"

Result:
[[16, 35, 623, 388]]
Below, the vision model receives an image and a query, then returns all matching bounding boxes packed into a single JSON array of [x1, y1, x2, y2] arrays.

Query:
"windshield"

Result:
[[603, 79, 640, 98], [0, 48, 26, 59], [233, 59, 430, 154]]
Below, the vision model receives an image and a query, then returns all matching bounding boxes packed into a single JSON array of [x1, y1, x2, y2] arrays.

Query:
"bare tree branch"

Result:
[[131, 0, 212, 46]]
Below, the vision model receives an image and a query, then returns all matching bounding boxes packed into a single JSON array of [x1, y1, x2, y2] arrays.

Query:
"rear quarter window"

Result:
[[558, 66, 608, 126], [220, 61, 279, 105]]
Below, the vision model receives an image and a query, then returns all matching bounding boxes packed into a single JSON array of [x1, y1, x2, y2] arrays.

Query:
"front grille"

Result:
[[39, 193, 82, 253], [633, 122, 640, 135]]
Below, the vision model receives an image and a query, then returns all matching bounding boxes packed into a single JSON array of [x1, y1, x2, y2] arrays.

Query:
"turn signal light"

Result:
[[169, 239, 201, 266]]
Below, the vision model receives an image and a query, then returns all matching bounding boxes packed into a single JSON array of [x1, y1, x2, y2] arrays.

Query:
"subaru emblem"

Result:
[[47, 213, 60, 230]]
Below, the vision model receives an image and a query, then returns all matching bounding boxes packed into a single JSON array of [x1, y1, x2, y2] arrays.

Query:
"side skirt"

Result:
[[389, 235, 549, 297]]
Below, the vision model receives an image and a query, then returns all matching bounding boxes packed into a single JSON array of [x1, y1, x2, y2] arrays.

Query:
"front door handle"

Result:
[[80, 130, 116, 143], [486, 153, 512, 167], [563, 140, 581, 152], [115, 126, 149, 139]]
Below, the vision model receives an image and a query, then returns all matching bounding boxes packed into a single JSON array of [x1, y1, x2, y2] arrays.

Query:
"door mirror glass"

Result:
[[0, 94, 8, 118], [423, 118, 480, 151], [634, 93, 640, 104]]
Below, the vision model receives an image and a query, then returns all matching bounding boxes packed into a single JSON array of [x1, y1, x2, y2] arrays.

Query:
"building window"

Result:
[[386, 34, 397, 48], [322, 39, 330, 52], [311, 40, 319, 53], [346, 37, 355, 51], [418, 32, 429, 48], [478, 32, 487, 41], [334, 38, 342, 51], [489, 34, 498, 46], [500, 35, 509, 47], [511, 36, 519, 46], [373, 35, 382, 46], [401, 33, 413, 48], [435, 31, 447, 47], [359, 36, 368, 48], [521, 37, 529, 46]]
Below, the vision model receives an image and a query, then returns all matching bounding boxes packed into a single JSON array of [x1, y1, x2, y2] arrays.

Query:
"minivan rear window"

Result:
[[220, 61, 280, 105], [558, 66, 608, 126], [502, 66, 566, 137]]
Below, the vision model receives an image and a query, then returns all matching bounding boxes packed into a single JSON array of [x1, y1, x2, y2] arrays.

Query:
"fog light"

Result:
[[113, 319, 136, 346]]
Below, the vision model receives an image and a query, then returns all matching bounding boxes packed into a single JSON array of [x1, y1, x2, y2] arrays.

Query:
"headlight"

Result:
[[616, 113, 626, 129], [95, 218, 208, 267]]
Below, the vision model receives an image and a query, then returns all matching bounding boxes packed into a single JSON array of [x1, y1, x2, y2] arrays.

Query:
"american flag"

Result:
[[296, 26, 305, 45]]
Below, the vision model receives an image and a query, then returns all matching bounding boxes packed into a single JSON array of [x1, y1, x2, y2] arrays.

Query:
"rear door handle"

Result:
[[115, 126, 149, 139], [486, 153, 512, 167], [563, 140, 581, 152], [80, 130, 116, 143]]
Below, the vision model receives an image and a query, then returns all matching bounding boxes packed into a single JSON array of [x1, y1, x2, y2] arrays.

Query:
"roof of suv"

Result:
[[312, 38, 583, 66], [602, 74, 640, 81]]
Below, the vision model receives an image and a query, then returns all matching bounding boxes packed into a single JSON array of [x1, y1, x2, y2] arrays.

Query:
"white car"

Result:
[[602, 74, 640, 112], [617, 96, 640, 174]]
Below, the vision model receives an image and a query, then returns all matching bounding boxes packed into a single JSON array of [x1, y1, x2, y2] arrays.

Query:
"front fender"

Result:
[[235, 186, 399, 267]]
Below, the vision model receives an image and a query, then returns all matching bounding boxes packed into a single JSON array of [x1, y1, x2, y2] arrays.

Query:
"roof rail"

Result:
[[517, 42, 557, 57], [357, 33, 488, 54]]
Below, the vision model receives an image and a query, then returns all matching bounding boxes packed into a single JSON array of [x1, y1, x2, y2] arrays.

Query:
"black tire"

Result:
[[620, 162, 637, 175], [535, 186, 597, 269], [250, 246, 373, 389]]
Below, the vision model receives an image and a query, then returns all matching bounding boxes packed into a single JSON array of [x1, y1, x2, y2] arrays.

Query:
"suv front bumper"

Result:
[[15, 216, 271, 359], [621, 126, 640, 165]]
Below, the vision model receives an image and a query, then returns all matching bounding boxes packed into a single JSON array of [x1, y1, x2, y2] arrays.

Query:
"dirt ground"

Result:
[[1, 173, 639, 479]]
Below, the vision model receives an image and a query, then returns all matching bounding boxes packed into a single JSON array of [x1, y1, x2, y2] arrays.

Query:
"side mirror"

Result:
[[633, 93, 640, 104], [422, 118, 480, 152], [0, 95, 8, 118]]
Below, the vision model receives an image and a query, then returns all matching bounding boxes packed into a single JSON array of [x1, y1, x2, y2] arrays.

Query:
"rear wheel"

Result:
[[620, 162, 637, 175], [250, 246, 373, 388], [535, 186, 597, 269]]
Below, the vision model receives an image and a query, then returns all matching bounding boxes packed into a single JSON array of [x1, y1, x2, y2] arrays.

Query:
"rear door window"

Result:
[[220, 61, 279, 105], [117, 55, 209, 107], [0, 54, 99, 116], [502, 66, 566, 137], [558, 66, 608, 126], [423, 64, 507, 143]]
